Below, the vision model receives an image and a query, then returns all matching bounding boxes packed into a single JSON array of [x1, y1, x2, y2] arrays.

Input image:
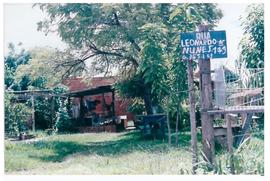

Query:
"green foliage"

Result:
[[4, 94, 31, 137], [34, 97, 52, 130], [5, 44, 67, 91], [4, 43, 32, 91], [36, 3, 222, 103], [139, 22, 170, 105], [5, 131, 263, 174], [170, 104, 191, 131], [4, 43, 73, 132], [115, 74, 146, 99], [53, 84, 69, 94], [55, 101, 73, 133], [33, 84, 69, 130], [4, 64, 15, 89], [128, 98, 146, 115], [214, 137, 264, 175], [239, 4, 264, 68], [15, 47, 65, 87], [4, 44, 63, 91]]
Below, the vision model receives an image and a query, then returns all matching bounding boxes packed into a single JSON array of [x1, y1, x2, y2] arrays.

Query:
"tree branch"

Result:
[[111, 9, 141, 52]]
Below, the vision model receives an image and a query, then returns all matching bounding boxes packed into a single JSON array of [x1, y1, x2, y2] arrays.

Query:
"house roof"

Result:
[[63, 77, 116, 92], [63, 85, 114, 97]]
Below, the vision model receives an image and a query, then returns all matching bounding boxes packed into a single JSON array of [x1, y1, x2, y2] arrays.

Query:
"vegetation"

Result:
[[4, 3, 264, 175], [238, 4, 264, 68], [4, 44, 70, 135], [216, 137, 264, 175], [4, 93, 31, 137], [5, 131, 263, 175], [55, 100, 74, 133], [36, 3, 222, 116], [4, 43, 32, 91], [15, 47, 66, 87]]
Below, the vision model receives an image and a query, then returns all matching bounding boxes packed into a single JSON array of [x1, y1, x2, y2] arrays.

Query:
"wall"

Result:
[[63, 77, 134, 121]]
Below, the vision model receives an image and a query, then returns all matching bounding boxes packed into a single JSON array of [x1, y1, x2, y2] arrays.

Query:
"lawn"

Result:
[[4, 130, 264, 175]]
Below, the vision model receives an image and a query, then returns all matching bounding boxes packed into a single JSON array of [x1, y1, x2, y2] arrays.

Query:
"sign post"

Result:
[[180, 25, 227, 170]]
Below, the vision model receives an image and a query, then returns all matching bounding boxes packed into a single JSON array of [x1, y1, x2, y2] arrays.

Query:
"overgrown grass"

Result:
[[215, 136, 264, 175], [4, 130, 264, 175]]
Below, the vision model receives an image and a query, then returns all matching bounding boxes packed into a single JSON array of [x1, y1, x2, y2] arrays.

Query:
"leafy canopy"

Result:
[[36, 3, 222, 113], [238, 4, 264, 68]]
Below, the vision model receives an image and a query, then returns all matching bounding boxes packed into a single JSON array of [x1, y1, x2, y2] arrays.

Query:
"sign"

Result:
[[180, 30, 227, 60]]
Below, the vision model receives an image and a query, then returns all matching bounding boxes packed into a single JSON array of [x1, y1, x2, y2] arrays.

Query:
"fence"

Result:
[[213, 67, 264, 109]]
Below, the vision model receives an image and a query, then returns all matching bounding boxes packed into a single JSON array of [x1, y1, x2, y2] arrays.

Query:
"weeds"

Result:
[[5, 130, 263, 175]]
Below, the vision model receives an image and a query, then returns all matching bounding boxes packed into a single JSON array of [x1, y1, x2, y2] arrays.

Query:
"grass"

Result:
[[4, 130, 264, 175], [215, 136, 264, 175]]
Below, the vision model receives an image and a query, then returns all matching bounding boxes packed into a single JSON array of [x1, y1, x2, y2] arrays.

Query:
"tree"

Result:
[[4, 44, 70, 132], [15, 47, 69, 87], [36, 3, 223, 115], [4, 44, 60, 91], [5, 93, 31, 137], [4, 43, 31, 90], [238, 4, 264, 68]]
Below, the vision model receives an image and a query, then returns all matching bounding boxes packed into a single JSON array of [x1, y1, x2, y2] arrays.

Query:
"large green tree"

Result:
[[238, 4, 264, 68], [15, 47, 70, 87], [4, 43, 31, 90], [36, 3, 222, 114], [4, 44, 70, 132]]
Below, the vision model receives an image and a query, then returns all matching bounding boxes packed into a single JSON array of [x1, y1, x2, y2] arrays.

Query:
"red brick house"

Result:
[[62, 77, 134, 132]]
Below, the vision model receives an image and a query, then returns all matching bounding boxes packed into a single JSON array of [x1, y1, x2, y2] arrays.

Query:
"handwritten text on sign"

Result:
[[180, 30, 227, 60]]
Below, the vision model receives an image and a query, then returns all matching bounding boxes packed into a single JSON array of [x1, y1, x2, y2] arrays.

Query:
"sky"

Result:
[[3, 3, 67, 53], [214, 3, 247, 70], [3, 3, 248, 70]]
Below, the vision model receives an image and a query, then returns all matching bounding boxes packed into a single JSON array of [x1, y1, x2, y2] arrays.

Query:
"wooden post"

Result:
[[79, 96, 84, 121], [162, 115, 166, 140], [198, 24, 215, 167], [67, 97, 71, 117], [236, 113, 252, 146], [166, 100, 171, 146], [112, 90, 116, 122], [102, 93, 106, 115], [50, 96, 55, 129], [187, 59, 198, 173], [31, 95, 35, 132], [226, 114, 235, 174], [236, 95, 258, 146]]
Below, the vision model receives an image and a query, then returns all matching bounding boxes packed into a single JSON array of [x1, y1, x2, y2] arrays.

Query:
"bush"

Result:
[[128, 98, 146, 115], [5, 93, 31, 137], [34, 97, 51, 129], [55, 101, 73, 133]]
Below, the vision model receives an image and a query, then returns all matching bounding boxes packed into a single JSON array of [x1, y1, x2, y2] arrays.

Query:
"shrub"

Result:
[[55, 101, 73, 133], [5, 93, 31, 137], [213, 136, 264, 175], [34, 97, 51, 129]]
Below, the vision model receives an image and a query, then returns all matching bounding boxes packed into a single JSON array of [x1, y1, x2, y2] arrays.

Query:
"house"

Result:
[[63, 77, 135, 132]]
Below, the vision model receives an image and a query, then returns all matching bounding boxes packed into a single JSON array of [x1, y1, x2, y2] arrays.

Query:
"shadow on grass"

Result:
[[30, 130, 192, 163], [29, 141, 89, 162]]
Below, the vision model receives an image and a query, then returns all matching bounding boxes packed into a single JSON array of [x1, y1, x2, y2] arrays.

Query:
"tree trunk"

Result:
[[143, 83, 153, 115], [166, 100, 171, 146], [31, 95, 35, 132], [187, 59, 198, 174], [175, 102, 180, 145]]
